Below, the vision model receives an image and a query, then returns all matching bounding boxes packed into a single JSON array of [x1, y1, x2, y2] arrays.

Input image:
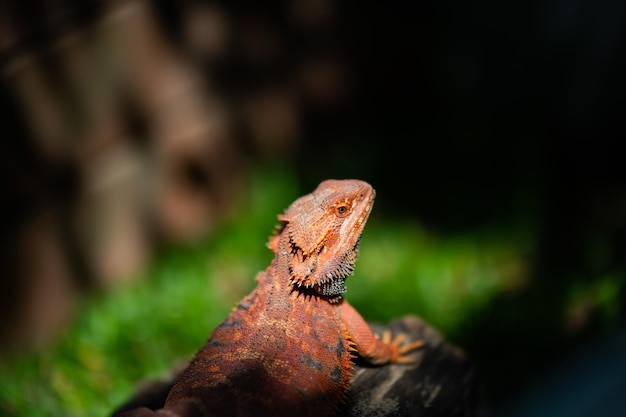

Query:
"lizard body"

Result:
[[117, 179, 421, 417]]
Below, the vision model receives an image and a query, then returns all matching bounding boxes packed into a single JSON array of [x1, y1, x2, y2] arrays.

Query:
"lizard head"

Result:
[[274, 179, 375, 302]]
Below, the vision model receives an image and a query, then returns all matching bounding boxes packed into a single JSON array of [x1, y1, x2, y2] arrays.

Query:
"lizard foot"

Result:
[[381, 331, 424, 364]]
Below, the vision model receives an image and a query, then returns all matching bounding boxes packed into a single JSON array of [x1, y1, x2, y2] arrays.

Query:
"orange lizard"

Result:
[[117, 179, 422, 417]]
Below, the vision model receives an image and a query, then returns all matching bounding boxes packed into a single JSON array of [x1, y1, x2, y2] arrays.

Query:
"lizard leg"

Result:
[[337, 301, 422, 365], [380, 330, 424, 363]]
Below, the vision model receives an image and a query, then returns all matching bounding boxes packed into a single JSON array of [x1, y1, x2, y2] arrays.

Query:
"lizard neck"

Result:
[[270, 230, 343, 303]]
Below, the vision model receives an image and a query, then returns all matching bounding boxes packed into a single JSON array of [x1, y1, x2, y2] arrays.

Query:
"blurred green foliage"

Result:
[[0, 166, 623, 417]]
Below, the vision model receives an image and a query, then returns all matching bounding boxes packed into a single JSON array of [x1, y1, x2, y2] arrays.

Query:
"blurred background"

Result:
[[1, 0, 625, 416]]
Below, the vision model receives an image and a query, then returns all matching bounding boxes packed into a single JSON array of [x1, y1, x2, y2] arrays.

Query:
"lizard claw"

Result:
[[381, 330, 424, 364]]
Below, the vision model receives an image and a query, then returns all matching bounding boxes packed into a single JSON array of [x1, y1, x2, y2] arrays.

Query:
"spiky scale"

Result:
[[117, 180, 421, 417]]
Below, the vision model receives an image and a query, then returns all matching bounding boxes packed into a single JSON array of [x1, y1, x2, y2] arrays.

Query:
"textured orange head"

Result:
[[275, 179, 375, 300]]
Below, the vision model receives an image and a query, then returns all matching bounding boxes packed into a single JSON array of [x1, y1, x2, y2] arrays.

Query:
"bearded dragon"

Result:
[[117, 179, 422, 417]]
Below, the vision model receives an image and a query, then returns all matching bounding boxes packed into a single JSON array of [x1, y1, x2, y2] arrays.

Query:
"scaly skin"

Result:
[[117, 179, 421, 417]]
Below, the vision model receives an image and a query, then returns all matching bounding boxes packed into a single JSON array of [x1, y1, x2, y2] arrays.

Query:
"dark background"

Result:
[[1, 0, 625, 415]]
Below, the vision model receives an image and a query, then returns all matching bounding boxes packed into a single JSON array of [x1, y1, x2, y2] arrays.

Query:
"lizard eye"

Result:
[[335, 203, 350, 217]]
